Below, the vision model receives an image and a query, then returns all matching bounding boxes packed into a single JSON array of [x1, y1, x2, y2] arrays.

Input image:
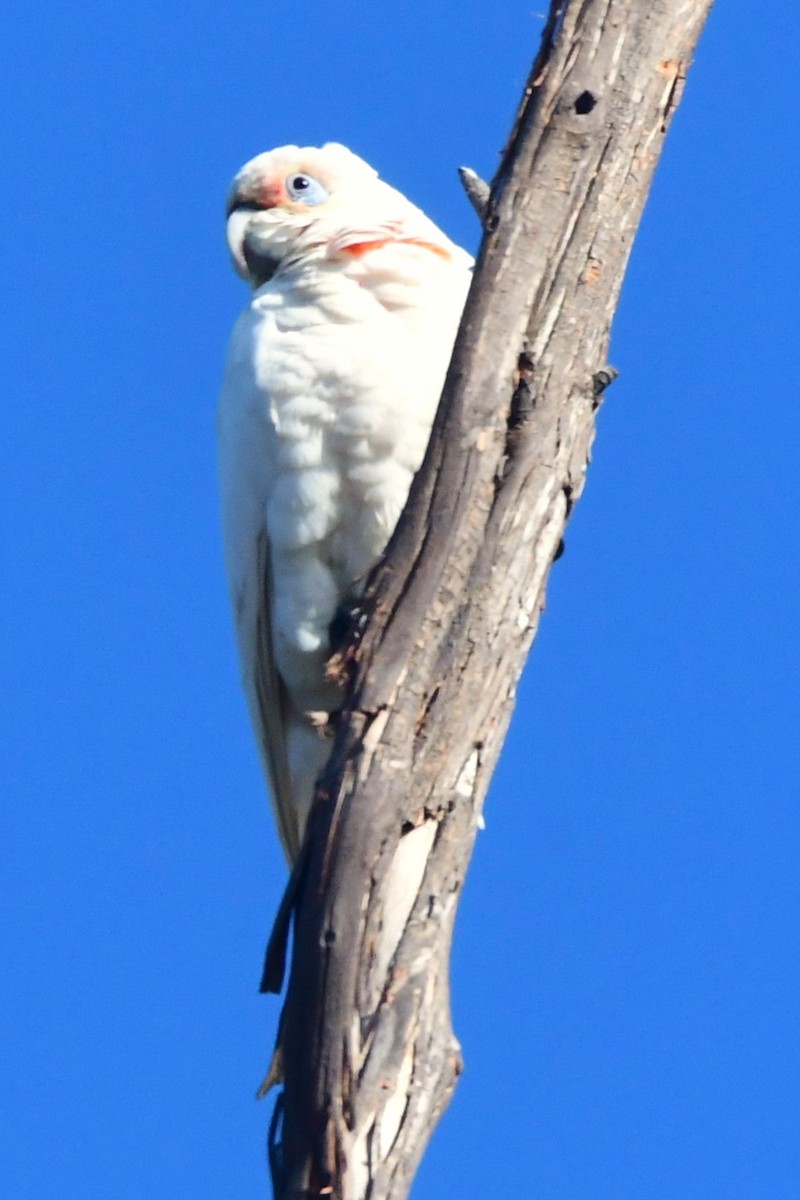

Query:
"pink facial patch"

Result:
[[340, 237, 452, 260], [255, 179, 286, 209]]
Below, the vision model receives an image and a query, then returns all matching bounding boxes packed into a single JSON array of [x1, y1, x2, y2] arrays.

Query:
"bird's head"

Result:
[[225, 143, 379, 287]]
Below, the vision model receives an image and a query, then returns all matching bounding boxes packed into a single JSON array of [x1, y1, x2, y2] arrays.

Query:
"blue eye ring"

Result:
[[285, 173, 329, 205]]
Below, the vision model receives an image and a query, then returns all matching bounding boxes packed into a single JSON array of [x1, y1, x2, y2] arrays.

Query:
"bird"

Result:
[[218, 143, 473, 863]]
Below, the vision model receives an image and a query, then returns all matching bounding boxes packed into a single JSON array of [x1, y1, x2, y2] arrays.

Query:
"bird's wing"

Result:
[[252, 531, 301, 862], [218, 315, 302, 864]]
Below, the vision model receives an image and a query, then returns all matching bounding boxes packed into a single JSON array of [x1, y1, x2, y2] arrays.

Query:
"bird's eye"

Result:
[[285, 173, 328, 205]]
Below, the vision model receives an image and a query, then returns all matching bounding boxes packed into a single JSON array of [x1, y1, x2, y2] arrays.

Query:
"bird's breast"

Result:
[[221, 252, 469, 678]]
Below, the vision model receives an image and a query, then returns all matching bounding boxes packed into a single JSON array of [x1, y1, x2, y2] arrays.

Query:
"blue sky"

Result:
[[3, 2, 799, 1196]]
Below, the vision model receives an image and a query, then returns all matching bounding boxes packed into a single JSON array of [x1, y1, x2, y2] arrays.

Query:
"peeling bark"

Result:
[[265, 2, 713, 1196]]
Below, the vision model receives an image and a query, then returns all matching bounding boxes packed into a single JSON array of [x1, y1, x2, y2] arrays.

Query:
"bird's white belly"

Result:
[[253, 296, 430, 715]]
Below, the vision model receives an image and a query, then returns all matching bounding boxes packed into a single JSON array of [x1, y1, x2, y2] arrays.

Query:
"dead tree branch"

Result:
[[266, 1, 713, 1196]]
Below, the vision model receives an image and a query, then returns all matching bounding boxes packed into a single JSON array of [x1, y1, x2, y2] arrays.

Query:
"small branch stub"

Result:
[[458, 166, 491, 221]]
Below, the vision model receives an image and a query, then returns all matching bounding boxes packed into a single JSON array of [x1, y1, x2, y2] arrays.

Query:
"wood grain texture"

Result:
[[267, 2, 713, 1196]]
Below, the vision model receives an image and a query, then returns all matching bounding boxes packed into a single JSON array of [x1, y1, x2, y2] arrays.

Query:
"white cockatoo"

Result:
[[218, 143, 473, 862]]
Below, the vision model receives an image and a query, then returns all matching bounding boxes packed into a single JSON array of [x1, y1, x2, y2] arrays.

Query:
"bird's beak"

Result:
[[225, 207, 256, 280], [226, 207, 281, 288]]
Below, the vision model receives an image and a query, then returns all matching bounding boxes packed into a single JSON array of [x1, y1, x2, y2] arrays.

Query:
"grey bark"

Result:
[[264, 2, 713, 1196]]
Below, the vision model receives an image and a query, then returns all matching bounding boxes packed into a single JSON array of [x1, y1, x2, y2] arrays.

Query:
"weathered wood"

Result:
[[268, 2, 713, 1196]]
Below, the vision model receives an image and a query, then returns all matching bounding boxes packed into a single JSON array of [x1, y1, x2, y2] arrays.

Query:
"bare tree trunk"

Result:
[[264, 2, 713, 1196]]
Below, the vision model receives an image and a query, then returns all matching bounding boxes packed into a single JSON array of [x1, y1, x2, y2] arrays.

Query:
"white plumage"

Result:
[[218, 143, 472, 861]]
